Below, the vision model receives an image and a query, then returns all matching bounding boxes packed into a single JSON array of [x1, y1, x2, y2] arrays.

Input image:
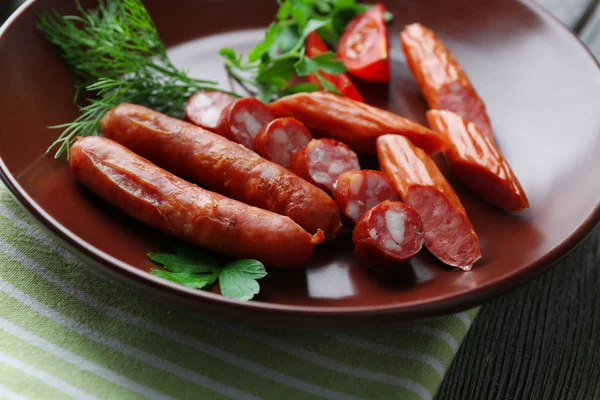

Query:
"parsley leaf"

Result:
[[295, 52, 346, 76], [151, 270, 218, 289], [220, 0, 393, 101], [248, 23, 279, 62], [220, 260, 268, 301], [149, 245, 267, 301]]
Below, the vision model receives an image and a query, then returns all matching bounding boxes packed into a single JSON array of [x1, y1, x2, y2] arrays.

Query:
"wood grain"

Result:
[[437, 227, 600, 400]]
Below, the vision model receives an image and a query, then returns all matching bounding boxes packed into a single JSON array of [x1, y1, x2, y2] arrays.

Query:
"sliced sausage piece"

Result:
[[267, 92, 446, 155], [216, 97, 274, 150], [426, 110, 529, 212], [401, 23, 494, 139], [377, 134, 481, 270], [333, 170, 399, 224], [353, 200, 425, 271], [290, 138, 360, 193], [254, 117, 313, 168], [101, 104, 342, 240], [185, 91, 236, 132], [70, 137, 323, 269]]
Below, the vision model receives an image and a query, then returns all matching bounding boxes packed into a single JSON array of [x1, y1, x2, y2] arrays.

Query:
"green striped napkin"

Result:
[[0, 185, 478, 400]]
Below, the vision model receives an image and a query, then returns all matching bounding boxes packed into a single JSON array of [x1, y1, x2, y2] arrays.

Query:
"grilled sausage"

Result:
[[101, 104, 342, 240], [267, 92, 446, 155], [70, 136, 323, 268], [377, 134, 481, 270], [401, 23, 494, 139], [426, 110, 529, 212], [353, 200, 425, 271]]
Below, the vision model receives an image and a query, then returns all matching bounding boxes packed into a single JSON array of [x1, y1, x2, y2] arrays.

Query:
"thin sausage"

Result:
[[216, 97, 274, 150], [401, 23, 494, 139], [426, 110, 529, 212], [185, 91, 236, 132], [289, 138, 360, 193], [254, 117, 312, 168], [101, 104, 342, 240], [333, 170, 400, 224], [70, 137, 322, 269], [353, 200, 425, 271], [377, 134, 481, 270], [267, 92, 446, 155]]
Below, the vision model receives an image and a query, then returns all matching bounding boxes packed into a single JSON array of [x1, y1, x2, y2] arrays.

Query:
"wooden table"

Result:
[[1, 1, 599, 398], [437, 3, 600, 399]]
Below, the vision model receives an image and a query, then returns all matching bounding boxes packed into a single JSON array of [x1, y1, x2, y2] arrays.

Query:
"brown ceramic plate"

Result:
[[0, 0, 599, 326]]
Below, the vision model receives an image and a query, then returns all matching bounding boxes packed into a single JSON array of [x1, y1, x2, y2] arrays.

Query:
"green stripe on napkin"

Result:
[[0, 186, 478, 400]]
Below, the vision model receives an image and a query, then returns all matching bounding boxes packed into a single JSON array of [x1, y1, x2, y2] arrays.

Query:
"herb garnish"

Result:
[[220, 0, 393, 102], [148, 245, 267, 301], [38, 0, 234, 159], [38, 0, 392, 158]]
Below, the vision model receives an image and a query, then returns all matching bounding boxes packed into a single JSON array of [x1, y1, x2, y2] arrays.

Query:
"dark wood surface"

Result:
[[437, 1, 600, 399], [1, 0, 599, 398]]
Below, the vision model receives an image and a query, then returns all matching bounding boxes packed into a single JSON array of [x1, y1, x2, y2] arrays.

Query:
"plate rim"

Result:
[[1, 0, 599, 322]]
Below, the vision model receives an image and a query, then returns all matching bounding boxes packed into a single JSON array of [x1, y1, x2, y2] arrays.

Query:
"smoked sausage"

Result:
[[333, 170, 399, 224], [215, 97, 274, 150], [401, 23, 494, 139], [254, 117, 312, 168], [185, 91, 236, 132], [70, 137, 322, 269], [101, 104, 342, 240], [426, 110, 529, 212], [289, 138, 360, 193], [267, 92, 446, 155], [377, 134, 481, 270], [353, 200, 425, 271]]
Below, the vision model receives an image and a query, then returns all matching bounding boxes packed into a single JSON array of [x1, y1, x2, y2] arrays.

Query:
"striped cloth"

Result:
[[0, 185, 478, 400]]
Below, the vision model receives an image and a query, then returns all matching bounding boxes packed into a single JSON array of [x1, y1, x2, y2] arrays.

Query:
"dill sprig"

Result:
[[38, 0, 236, 158]]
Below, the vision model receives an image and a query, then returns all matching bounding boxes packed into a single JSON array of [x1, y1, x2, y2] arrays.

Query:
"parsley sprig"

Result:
[[220, 0, 391, 102], [149, 245, 267, 301]]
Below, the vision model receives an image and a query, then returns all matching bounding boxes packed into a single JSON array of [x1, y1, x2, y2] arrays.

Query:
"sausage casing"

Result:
[[401, 23, 494, 139], [377, 134, 481, 270], [267, 92, 446, 155], [70, 137, 322, 268], [101, 104, 342, 240], [426, 110, 529, 212]]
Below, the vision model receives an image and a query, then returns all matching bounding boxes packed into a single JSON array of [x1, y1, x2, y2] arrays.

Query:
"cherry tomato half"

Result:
[[337, 3, 390, 83], [305, 32, 364, 102]]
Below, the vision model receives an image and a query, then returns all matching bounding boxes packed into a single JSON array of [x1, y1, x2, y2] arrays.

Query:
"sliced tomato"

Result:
[[337, 3, 390, 83], [305, 32, 364, 102]]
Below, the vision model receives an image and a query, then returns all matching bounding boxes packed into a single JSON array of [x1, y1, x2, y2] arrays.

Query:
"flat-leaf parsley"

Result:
[[148, 245, 267, 301]]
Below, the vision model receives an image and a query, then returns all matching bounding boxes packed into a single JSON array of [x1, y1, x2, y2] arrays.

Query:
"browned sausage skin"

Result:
[[353, 200, 425, 271], [70, 137, 322, 269], [401, 23, 494, 140], [377, 134, 481, 270], [101, 104, 342, 240], [267, 92, 446, 155], [426, 110, 529, 212]]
